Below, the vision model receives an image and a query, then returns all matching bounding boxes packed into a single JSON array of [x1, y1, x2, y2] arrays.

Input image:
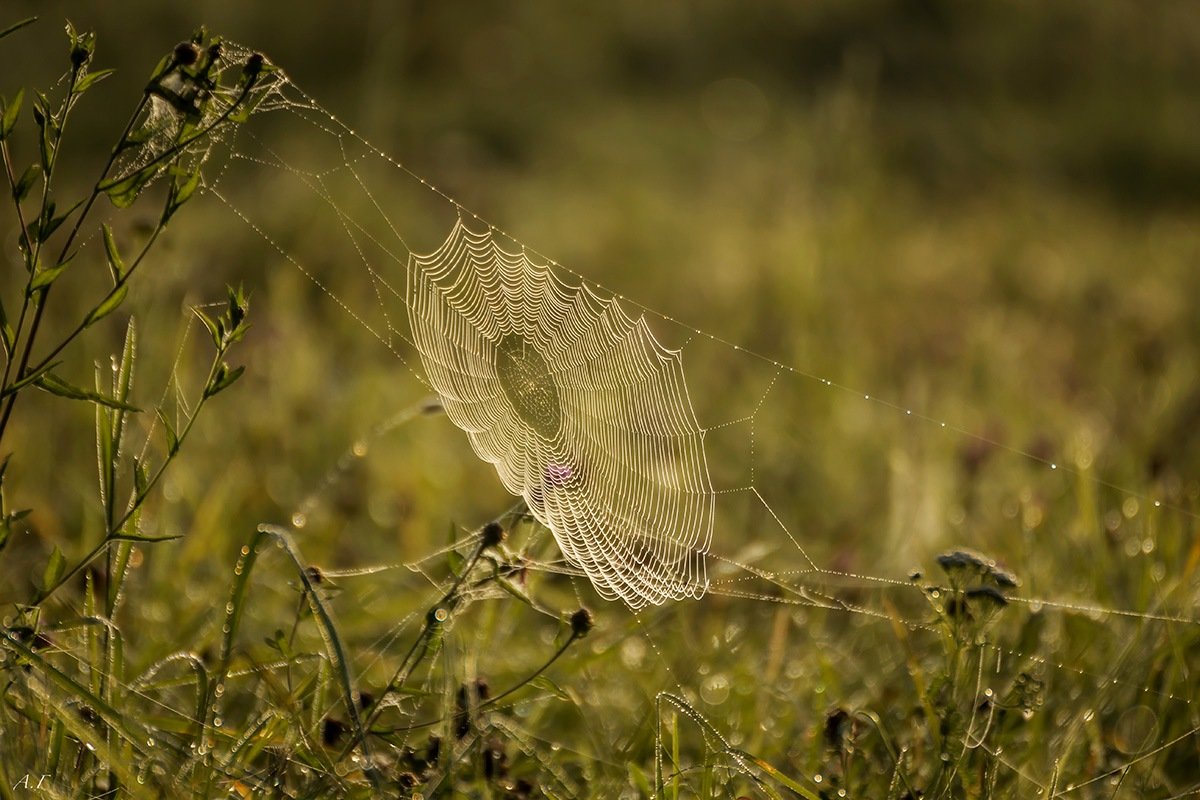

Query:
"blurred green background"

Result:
[[5, 0, 1195, 574], [3, 1, 1199, 794]]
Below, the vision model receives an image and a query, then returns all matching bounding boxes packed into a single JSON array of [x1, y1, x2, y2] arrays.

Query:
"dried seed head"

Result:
[[481, 521, 506, 549], [937, 549, 989, 574], [936, 548, 1019, 591], [989, 566, 1019, 590], [570, 607, 594, 638], [965, 585, 1009, 609], [173, 41, 200, 66]]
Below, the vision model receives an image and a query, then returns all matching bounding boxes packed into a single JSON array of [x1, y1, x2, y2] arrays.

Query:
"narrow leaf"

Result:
[[132, 456, 149, 496], [529, 675, 570, 701], [13, 163, 39, 202], [95, 363, 114, 511], [101, 223, 125, 282], [447, 522, 464, 575], [100, 164, 160, 208], [0, 88, 22, 138], [39, 195, 84, 241], [83, 284, 128, 327], [204, 363, 244, 397], [35, 371, 140, 411], [0, 359, 62, 397], [34, 94, 53, 172], [42, 545, 66, 590], [193, 307, 221, 349], [0, 293, 12, 358], [155, 409, 178, 455], [74, 68, 114, 93], [28, 255, 73, 291]]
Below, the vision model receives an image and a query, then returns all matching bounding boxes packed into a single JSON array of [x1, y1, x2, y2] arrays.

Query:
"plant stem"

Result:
[[0, 84, 149, 447], [27, 350, 222, 607]]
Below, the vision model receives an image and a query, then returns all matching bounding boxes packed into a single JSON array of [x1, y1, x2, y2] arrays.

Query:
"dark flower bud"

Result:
[[70, 45, 90, 69], [570, 607, 593, 638], [321, 717, 346, 746], [823, 707, 851, 751], [243, 52, 266, 80], [481, 521, 506, 549], [173, 42, 200, 66]]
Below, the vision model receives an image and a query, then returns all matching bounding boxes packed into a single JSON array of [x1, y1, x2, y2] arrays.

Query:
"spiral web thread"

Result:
[[194, 45, 1200, 796]]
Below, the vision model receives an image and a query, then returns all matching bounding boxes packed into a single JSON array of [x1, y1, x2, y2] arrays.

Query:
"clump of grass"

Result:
[[0, 20, 261, 796]]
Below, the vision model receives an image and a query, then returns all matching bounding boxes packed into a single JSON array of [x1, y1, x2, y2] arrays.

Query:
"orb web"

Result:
[[407, 220, 714, 608]]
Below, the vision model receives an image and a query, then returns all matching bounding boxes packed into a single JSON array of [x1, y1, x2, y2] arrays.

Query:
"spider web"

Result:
[[409, 220, 712, 608], [187, 44, 1200, 797]]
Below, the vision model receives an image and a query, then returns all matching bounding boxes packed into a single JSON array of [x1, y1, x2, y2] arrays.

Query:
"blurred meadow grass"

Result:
[[1, 2, 1199, 797]]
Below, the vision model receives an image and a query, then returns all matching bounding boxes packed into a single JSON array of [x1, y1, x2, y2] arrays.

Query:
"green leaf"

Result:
[[101, 223, 125, 283], [34, 371, 140, 412], [204, 363, 244, 397], [132, 456, 149, 496], [1, 359, 62, 398], [0, 293, 12, 359], [42, 545, 66, 590], [28, 254, 74, 291], [529, 675, 570, 701], [628, 764, 653, 798], [108, 531, 181, 544], [83, 284, 128, 327], [446, 522, 465, 575], [13, 163, 40, 202], [100, 163, 160, 208], [0, 88, 23, 139], [224, 284, 251, 344], [155, 409, 178, 455], [193, 306, 222, 349], [74, 68, 114, 93], [34, 92, 54, 172], [36, 196, 84, 242], [163, 168, 202, 223]]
